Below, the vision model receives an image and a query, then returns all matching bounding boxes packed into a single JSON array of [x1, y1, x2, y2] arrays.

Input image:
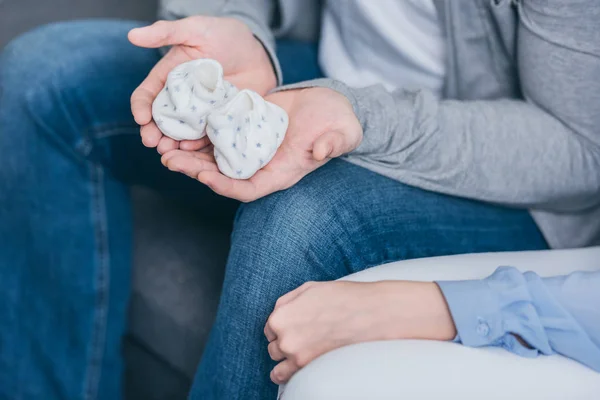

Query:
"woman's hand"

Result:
[[264, 280, 457, 385], [160, 87, 363, 202], [128, 17, 277, 154]]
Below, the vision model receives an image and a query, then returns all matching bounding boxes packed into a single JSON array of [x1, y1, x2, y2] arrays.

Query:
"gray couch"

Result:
[[1, 0, 229, 398]]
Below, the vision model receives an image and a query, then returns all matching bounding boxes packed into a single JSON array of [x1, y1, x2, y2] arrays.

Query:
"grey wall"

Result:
[[0, 0, 158, 48]]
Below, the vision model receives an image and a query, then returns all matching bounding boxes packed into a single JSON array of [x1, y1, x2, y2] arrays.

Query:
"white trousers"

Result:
[[279, 247, 600, 400]]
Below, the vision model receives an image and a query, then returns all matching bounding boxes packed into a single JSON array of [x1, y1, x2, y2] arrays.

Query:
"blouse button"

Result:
[[477, 322, 491, 337]]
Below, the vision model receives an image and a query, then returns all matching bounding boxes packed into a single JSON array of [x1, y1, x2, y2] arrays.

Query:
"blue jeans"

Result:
[[0, 20, 548, 400]]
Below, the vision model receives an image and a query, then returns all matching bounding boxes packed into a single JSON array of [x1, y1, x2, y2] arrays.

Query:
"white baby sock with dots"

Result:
[[152, 59, 288, 180], [207, 89, 288, 179], [152, 59, 238, 141]]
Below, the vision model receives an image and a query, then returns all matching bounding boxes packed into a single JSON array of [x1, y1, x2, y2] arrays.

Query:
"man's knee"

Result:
[[231, 181, 352, 282], [1, 24, 89, 157], [1, 20, 142, 89], [1, 20, 149, 156], [3, 23, 83, 92]]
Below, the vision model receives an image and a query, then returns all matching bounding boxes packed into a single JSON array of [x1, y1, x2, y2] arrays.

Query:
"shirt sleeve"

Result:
[[436, 267, 600, 372], [272, 1, 600, 215]]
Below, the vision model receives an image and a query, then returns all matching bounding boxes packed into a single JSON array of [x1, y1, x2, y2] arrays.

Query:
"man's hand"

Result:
[[128, 17, 277, 154], [160, 87, 364, 202], [264, 281, 457, 385]]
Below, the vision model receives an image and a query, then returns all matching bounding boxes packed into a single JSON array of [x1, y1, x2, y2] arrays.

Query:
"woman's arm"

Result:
[[438, 268, 600, 372], [265, 269, 600, 384]]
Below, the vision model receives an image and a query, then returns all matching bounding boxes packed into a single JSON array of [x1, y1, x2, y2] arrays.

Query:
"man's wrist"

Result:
[[252, 36, 278, 91]]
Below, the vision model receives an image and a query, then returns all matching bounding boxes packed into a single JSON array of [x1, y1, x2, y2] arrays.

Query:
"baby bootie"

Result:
[[152, 59, 238, 141], [207, 89, 289, 179]]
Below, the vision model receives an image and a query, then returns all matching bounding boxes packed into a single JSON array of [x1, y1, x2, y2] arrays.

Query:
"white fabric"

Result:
[[152, 59, 288, 179], [207, 89, 288, 179], [279, 247, 600, 400], [152, 59, 238, 141], [319, 0, 446, 94]]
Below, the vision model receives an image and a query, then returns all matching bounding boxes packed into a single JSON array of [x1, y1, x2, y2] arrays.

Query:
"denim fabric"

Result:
[[0, 20, 237, 399], [0, 20, 547, 400]]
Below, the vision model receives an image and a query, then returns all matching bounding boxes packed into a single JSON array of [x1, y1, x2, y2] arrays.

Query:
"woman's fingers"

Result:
[[264, 323, 277, 342], [268, 341, 285, 362], [273, 282, 315, 310], [271, 360, 298, 385]]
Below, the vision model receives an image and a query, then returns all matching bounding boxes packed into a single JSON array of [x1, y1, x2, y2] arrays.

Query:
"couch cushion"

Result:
[[130, 187, 232, 377], [0, 0, 157, 48]]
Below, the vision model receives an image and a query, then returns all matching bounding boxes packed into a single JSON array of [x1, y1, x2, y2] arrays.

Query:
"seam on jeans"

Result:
[[329, 196, 370, 276], [83, 163, 110, 400], [87, 123, 139, 140], [24, 81, 138, 161]]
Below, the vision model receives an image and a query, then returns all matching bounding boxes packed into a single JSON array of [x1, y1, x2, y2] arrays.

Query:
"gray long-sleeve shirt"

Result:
[[159, 0, 600, 249]]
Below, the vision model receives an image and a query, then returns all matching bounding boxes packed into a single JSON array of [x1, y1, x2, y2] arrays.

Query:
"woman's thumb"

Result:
[[312, 130, 348, 162]]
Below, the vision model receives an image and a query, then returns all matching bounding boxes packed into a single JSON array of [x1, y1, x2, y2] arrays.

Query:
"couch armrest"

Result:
[[280, 247, 600, 400]]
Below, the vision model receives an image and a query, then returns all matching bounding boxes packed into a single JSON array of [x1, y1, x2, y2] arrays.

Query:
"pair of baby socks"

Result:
[[152, 59, 289, 179]]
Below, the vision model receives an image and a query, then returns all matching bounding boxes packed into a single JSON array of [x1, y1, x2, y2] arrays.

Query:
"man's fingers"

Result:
[[131, 47, 192, 126], [156, 136, 180, 154], [140, 123, 163, 148], [271, 360, 299, 385], [268, 341, 285, 362], [162, 149, 214, 165], [162, 150, 219, 179], [162, 150, 290, 202], [195, 171, 260, 202], [128, 18, 205, 48], [312, 130, 348, 162], [196, 168, 286, 202], [130, 87, 156, 126], [179, 136, 211, 151]]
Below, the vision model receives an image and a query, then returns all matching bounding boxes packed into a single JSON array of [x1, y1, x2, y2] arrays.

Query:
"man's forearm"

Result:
[[218, 0, 282, 84]]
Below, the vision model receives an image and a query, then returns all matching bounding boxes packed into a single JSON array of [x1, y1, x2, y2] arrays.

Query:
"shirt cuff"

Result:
[[272, 78, 419, 157], [437, 267, 552, 357], [436, 278, 506, 347]]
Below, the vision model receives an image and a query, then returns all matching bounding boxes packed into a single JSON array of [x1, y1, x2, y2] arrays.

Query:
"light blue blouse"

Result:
[[438, 267, 600, 372]]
